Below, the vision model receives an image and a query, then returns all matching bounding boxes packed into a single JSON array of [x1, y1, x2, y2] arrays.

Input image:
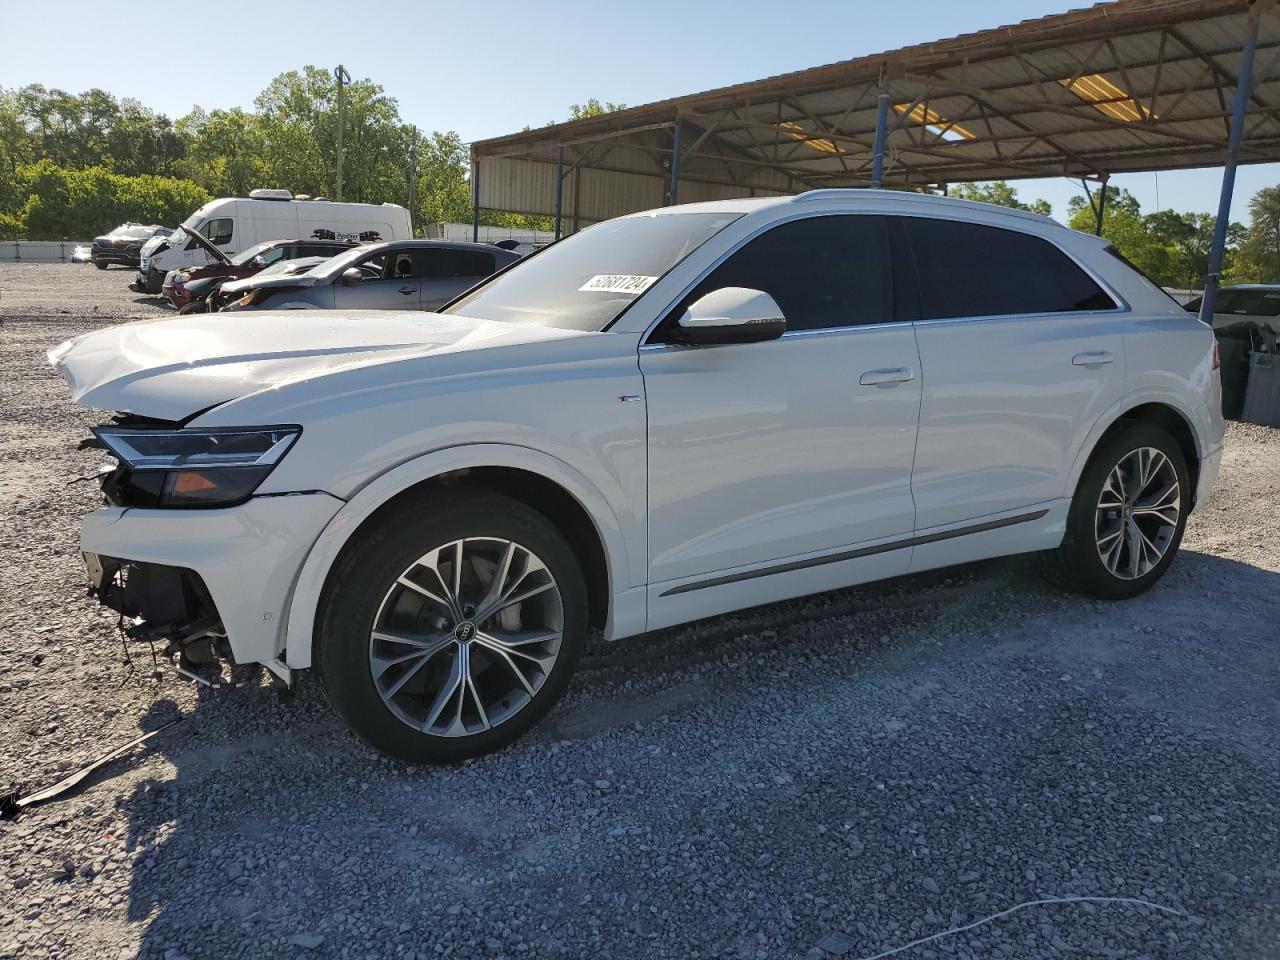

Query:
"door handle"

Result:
[[1072, 350, 1115, 367], [859, 367, 915, 386], [398, 285, 416, 295]]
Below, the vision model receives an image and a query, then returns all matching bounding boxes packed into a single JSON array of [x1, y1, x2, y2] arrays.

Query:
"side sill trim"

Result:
[[658, 509, 1049, 597]]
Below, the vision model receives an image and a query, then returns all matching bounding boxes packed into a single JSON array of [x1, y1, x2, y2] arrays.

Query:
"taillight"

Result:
[[1212, 340, 1221, 370]]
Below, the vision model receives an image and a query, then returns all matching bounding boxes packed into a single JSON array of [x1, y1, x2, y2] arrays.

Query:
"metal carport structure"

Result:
[[470, 0, 1280, 320]]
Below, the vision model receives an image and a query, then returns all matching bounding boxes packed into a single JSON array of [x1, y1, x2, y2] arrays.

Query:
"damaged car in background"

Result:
[[48, 190, 1223, 763], [161, 226, 359, 311], [189, 257, 330, 314]]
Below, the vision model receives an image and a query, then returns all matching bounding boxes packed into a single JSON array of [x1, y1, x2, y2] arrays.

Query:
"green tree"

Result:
[[4, 84, 181, 176], [1066, 186, 1243, 289], [9, 160, 209, 238], [569, 99, 626, 120], [175, 106, 268, 196], [412, 129, 472, 228], [1068, 187, 1170, 281], [950, 181, 1051, 216], [1231, 185, 1280, 282], [253, 67, 412, 204]]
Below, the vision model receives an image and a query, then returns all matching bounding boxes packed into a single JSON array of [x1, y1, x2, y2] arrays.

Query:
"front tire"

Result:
[[316, 491, 588, 763], [177, 300, 206, 315], [94, 261, 108, 270], [1045, 422, 1190, 600]]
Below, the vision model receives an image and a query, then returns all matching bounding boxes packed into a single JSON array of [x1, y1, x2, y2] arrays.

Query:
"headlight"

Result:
[[92, 426, 300, 508], [230, 288, 269, 309]]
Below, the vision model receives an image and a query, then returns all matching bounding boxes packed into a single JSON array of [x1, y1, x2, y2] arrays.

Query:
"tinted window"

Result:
[[904, 218, 1115, 320], [423, 250, 496, 279], [664, 215, 892, 335]]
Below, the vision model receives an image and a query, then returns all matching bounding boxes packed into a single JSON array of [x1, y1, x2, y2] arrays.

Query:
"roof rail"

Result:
[[792, 188, 1059, 226]]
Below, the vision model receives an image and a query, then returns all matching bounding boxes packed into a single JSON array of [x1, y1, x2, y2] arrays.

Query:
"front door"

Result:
[[640, 214, 922, 628], [334, 250, 423, 310]]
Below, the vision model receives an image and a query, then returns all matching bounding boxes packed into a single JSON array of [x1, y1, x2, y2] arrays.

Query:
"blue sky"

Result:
[[3, 0, 1275, 224]]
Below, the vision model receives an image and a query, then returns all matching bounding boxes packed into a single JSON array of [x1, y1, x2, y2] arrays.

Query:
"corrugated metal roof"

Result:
[[473, 0, 1280, 226]]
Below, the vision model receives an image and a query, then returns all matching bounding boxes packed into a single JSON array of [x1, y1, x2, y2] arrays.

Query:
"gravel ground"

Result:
[[1, 264, 1278, 960]]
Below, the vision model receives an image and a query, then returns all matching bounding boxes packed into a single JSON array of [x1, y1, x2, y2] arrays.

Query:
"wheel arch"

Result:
[[282, 445, 637, 669], [1070, 396, 1203, 503]]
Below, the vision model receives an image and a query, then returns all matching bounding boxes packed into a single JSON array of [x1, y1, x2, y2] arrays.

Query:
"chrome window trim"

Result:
[[638, 209, 1129, 347], [637, 319, 915, 352]]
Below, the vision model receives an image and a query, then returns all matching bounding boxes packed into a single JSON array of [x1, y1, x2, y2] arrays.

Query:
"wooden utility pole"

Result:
[[407, 126, 419, 237], [334, 64, 351, 201]]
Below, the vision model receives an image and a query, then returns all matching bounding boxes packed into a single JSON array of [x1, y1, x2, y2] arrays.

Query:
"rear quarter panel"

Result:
[[1055, 232, 1223, 492]]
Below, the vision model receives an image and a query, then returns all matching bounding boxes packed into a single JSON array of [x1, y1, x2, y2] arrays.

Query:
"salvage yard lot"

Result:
[[1, 264, 1278, 960]]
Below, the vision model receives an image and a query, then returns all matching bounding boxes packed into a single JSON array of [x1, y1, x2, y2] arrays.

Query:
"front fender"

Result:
[[281, 443, 643, 668]]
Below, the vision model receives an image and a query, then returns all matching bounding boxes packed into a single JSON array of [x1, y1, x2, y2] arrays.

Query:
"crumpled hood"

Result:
[[49, 310, 586, 421], [140, 234, 169, 257], [220, 270, 323, 295]]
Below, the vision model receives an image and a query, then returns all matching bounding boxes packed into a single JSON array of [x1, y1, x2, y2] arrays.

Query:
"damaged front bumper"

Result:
[[81, 493, 344, 675]]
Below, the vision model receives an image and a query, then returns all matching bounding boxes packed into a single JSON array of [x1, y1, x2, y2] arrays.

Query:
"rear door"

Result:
[[902, 216, 1127, 534], [421, 249, 497, 309], [332, 250, 422, 310]]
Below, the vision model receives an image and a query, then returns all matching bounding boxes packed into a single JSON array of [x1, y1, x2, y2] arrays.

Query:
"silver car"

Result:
[[1183, 284, 1280, 336], [219, 240, 520, 313]]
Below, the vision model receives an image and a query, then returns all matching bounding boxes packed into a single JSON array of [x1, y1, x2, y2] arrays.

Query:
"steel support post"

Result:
[[1200, 3, 1261, 325]]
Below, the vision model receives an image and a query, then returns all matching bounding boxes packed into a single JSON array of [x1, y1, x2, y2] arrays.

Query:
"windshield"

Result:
[[177, 205, 212, 235], [307, 245, 376, 279], [108, 224, 156, 240], [260, 256, 323, 277], [231, 241, 275, 265], [443, 212, 742, 331]]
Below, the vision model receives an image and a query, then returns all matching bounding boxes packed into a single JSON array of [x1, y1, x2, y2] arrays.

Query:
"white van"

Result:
[[133, 190, 413, 293]]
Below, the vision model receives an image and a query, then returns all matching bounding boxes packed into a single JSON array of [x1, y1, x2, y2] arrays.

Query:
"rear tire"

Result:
[[177, 300, 206, 315], [1043, 422, 1190, 600], [316, 491, 588, 763]]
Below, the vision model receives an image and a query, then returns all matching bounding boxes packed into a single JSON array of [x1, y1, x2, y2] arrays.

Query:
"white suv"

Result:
[[51, 190, 1224, 762]]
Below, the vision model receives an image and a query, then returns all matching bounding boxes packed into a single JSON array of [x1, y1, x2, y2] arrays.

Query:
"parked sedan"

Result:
[[162, 227, 360, 309], [90, 223, 170, 270], [218, 240, 519, 313], [181, 257, 330, 314]]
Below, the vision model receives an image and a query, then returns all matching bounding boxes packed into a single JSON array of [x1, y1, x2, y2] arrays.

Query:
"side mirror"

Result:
[[341, 267, 364, 285], [251, 255, 268, 269], [676, 287, 786, 345]]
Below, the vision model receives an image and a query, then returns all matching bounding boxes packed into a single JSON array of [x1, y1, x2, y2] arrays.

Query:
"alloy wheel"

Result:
[[1094, 447, 1181, 580], [369, 537, 563, 736]]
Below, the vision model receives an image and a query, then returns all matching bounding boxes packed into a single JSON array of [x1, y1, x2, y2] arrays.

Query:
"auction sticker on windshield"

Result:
[[578, 275, 657, 293]]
